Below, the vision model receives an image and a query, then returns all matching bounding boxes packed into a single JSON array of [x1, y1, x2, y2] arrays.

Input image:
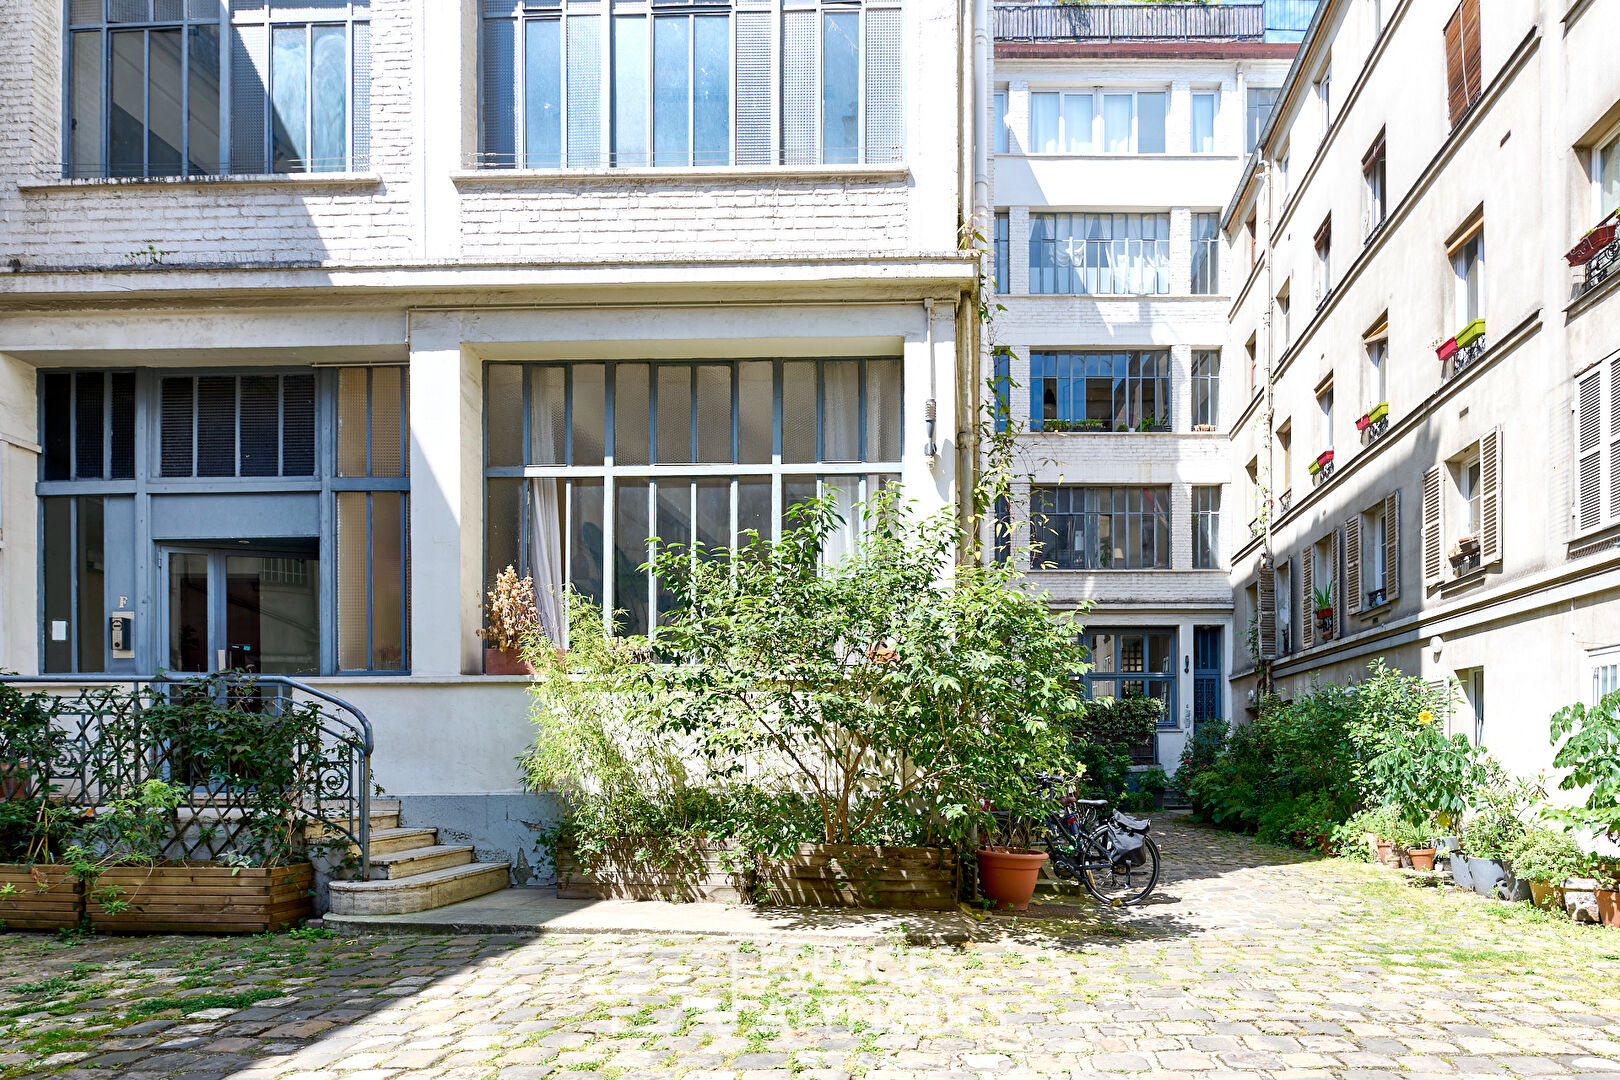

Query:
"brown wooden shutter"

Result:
[[1578, 369, 1603, 531], [1610, 357, 1620, 522], [1443, 4, 1467, 127], [1345, 514, 1362, 616], [1301, 546, 1315, 649], [1423, 465, 1445, 587], [1257, 555, 1277, 659], [1460, 0, 1482, 108], [1328, 529, 1339, 618], [1383, 491, 1401, 601], [1480, 425, 1502, 565]]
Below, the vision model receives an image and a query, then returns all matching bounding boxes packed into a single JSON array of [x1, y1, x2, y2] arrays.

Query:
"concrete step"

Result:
[[328, 862, 511, 916], [369, 844, 474, 880], [368, 827, 440, 856], [308, 808, 401, 839]]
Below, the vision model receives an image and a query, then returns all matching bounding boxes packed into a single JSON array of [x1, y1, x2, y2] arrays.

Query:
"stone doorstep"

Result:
[[327, 861, 512, 917]]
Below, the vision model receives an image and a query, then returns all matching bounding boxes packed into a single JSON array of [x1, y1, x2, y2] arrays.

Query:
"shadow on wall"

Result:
[[396, 792, 565, 886]]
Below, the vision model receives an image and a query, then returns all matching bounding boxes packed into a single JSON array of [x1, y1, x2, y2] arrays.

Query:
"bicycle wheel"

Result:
[[1079, 834, 1160, 906]]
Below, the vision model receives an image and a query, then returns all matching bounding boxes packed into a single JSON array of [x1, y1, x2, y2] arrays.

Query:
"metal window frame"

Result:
[[483, 356, 902, 634], [1191, 348, 1220, 428], [1029, 349, 1169, 432], [1082, 625, 1179, 730], [243, 7, 364, 174], [1191, 484, 1221, 569], [1032, 484, 1171, 570], [1028, 212, 1172, 296]]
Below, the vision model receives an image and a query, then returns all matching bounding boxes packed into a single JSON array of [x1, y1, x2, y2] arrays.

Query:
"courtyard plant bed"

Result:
[[84, 862, 313, 934], [523, 428, 1089, 911], [0, 865, 82, 931]]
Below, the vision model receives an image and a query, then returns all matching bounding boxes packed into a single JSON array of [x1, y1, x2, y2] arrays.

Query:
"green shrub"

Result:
[[1503, 827, 1582, 884], [1459, 774, 1532, 860], [1548, 690, 1620, 843], [1067, 696, 1160, 805]]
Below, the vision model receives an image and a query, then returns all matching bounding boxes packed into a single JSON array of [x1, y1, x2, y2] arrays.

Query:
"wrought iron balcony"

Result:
[[994, 2, 1266, 42], [1359, 416, 1389, 445], [1572, 235, 1620, 301]]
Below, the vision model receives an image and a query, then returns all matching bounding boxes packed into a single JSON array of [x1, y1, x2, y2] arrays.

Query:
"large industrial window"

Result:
[[334, 367, 410, 672], [1191, 212, 1221, 295], [1082, 627, 1177, 733], [64, 0, 370, 177], [41, 372, 136, 482], [485, 358, 902, 640], [158, 373, 315, 479], [478, 0, 903, 169], [1191, 349, 1220, 430], [1031, 486, 1171, 570], [1192, 485, 1221, 569], [1029, 213, 1171, 295], [1029, 350, 1169, 433]]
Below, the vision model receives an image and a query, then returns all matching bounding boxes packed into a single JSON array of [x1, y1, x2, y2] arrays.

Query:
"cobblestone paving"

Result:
[[3, 815, 1619, 1080]]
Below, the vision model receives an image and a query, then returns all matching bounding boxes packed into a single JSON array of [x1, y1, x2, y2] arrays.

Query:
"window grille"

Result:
[[42, 372, 137, 482], [158, 373, 316, 478]]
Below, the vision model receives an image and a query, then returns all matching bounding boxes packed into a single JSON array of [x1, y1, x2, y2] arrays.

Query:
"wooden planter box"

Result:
[[756, 845, 959, 911], [556, 843, 959, 910], [0, 865, 84, 932], [86, 862, 314, 934]]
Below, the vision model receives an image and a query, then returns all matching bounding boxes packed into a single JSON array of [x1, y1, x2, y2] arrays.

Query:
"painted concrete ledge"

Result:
[[320, 886, 977, 945]]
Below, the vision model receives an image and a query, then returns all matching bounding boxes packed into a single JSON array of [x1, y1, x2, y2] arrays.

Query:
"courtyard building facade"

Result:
[[0, 0, 984, 872], [1226, 0, 1620, 777], [988, 0, 1304, 770]]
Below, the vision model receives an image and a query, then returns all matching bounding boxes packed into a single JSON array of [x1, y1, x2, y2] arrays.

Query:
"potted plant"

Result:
[[1388, 816, 1432, 870], [1597, 865, 1620, 928], [479, 565, 540, 675], [1312, 586, 1334, 622], [1548, 690, 1620, 920], [1454, 319, 1486, 349], [1449, 536, 1480, 563], [1502, 827, 1582, 912], [1459, 778, 1529, 900]]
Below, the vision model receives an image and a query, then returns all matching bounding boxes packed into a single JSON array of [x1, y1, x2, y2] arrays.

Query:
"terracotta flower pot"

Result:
[[1563, 877, 1601, 922], [1598, 887, 1620, 928], [483, 646, 534, 676], [1527, 881, 1561, 912], [976, 849, 1048, 912], [1375, 840, 1399, 867], [1406, 848, 1437, 872]]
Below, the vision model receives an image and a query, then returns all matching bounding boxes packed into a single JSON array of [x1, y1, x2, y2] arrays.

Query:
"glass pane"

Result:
[[993, 91, 1007, 154], [370, 491, 405, 669], [1191, 93, 1214, 153], [147, 29, 183, 176], [738, 361, 772, 464], [160, 377, 194, 477], [1103, 94, 1130, 153], [109, 31, 145, 177], [692, 15, 729, 166], [655, 480, 690, 622], [823, 360, 859, 461], [823, 475, 859, 564], [371, 366, 404, 476], [484, 478, 522, 594], [44, 499, 72, 673], [696, 364, 731, 463], [656, 364, 692, 463], [1137, 92, 1165, 153], [1149, 632, 1173, 673], [283, 373, 316, 475], [867, 357, 900, 461], [571, 364, 606, 466], [612, 15, 648, 167], [168, 551, 210, 673], [110, 372, 136, 479], [614, 363, 650, 466], [187, 24, 220, 174], [1602, 137, 1619, 217], [696, 478, 729, 555], [614, 479, 650, 636], [227, 550, 319, 674], [1062, 93, 1092, 152], [738, 478, 770, 548], [486, 364, 523, 467], [196, 375, 236, 477], [781, 361, 815, 463], [653, 15, 690, 167], [74, 372, 104, 479], [338, 367, 368, 476], [530, 367, 565, 465], [782, 476, 817, 534], [570, 479, 605, 608], [77, 497, 106, 672], [271, 25, 309, 172], [71, 31, 104, 178], [525, 19, 562, 168], [310, 25, 346, 171], [1030, 92, 1057, 154], [239, 375, 279, 476], [337, 491, 369, 669], [821, 11, 859, 164]]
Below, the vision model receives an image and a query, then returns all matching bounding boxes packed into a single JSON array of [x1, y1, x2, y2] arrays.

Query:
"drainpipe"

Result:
[[970, 0, 992, 548], [1260, 157, 1276, 691]]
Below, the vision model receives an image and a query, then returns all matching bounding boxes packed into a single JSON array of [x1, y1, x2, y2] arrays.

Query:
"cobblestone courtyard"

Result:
[[3, 816, 1619, 1080]]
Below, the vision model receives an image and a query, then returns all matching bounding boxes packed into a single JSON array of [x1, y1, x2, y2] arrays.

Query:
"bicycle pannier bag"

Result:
[[1106, 810, 1151, 868]]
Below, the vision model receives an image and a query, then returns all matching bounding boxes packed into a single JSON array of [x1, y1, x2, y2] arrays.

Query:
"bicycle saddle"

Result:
[[1072, 797, 1109, 807]]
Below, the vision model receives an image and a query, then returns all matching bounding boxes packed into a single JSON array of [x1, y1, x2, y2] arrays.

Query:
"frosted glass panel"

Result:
[[615, 364, 650, 466], [524, 19, 561, 168], [652, 15, 689, 167], [738, 361, 772, 464], [821, 11, 859, 164], [612, 15, 648, 166], [270, 26, 308, 170], [571, 364, 605, 466], [696, 365, 730, 463], [781, 361, 815, 463], [310, 25, 345, 170], [656, 364, 691, 463], [867, 357, 900, 461], [486, 364, 523, 467], [823, 361, 859, 461], [530, 367, 565, 465]]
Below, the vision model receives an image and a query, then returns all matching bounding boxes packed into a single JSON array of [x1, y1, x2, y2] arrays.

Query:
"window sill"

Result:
[[1569, 520, 1620, 559], [1005, 152, 1243, 162], [18, 172, 382, 192], [1356, 598, 1393, 619], [1020, 293, 1227, 301], [449, 163, 910, 185]]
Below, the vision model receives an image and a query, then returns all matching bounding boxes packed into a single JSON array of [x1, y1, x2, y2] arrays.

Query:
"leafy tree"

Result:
[[1548, 690, 1620, 843]]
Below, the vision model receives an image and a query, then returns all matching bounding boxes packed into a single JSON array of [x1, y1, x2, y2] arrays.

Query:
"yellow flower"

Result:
[[1418, 710, 1435, 726]]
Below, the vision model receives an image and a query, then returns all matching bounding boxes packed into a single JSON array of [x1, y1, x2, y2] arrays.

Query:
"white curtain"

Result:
[[529, 479, 566, 647]]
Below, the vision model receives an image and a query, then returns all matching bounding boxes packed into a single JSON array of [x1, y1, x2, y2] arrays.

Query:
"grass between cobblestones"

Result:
[[1, 819, 1618, 1080]]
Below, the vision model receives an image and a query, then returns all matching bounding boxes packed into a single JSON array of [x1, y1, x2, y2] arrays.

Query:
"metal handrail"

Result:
[[0, 672, 372, 878]]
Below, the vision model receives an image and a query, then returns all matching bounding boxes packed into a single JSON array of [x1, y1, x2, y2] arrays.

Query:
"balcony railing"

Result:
[[1572, 236, 1620, 301], [994, 2, 1265, 41]]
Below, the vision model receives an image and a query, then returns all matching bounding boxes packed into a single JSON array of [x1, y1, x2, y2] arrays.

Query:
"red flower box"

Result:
[[1436, 337, 1459, 361], [1315, 450, 1334, 468], [1566, 215, 1619, 266], [1355, 413, 1372, 431]]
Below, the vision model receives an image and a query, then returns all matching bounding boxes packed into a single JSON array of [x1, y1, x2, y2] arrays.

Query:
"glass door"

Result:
[[160, 542, 321, 674]]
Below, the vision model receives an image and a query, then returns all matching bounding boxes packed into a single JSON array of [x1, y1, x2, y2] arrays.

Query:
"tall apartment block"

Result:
[[989, 1, 1305, 770]]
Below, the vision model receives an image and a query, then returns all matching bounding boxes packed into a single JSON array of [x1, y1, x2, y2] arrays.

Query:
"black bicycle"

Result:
[[1034, 775, 1161, 906]]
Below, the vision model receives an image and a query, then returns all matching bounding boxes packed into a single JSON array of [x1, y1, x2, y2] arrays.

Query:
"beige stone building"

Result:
[[1226, 0, 1620, 777]]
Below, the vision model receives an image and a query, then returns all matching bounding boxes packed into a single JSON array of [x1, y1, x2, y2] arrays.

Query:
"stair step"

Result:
[[369, 845, 474, 879], [328, 862, 511, 916], [368, 827, 440, 855]]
